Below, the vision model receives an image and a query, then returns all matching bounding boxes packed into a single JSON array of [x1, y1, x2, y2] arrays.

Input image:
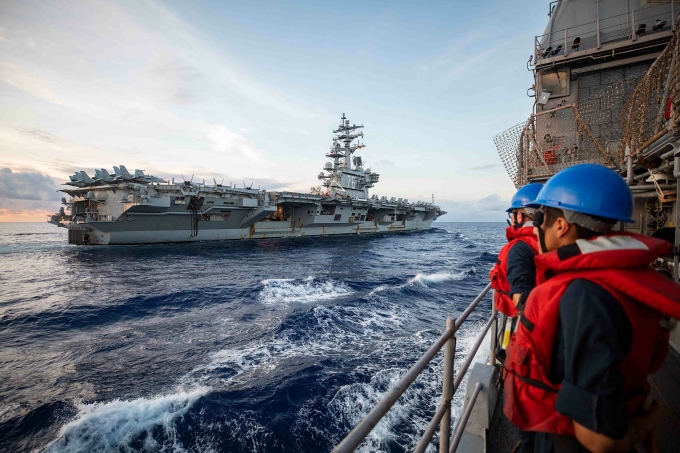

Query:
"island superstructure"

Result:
[[49, 114, 445, 245], [494, 0, 679, 281]]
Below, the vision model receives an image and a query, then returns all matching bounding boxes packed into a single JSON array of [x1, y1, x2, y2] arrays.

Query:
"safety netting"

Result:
[[495, 20, 680, 188]]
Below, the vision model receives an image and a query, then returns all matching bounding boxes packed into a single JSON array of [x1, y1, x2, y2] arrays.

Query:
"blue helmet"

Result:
[[507, 183, 544, 212], [528, 164, 634, 222]]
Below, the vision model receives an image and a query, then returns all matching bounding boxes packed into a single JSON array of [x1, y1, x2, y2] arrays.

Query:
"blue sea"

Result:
[[0, 221, 506, 452]]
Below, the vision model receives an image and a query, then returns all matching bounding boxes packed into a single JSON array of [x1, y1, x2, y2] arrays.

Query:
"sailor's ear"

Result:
[[554, 217, 572, 239]]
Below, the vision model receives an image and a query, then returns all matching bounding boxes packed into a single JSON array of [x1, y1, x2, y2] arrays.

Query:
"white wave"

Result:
[[368, 269, 474, 297], [259, 276, 353, 305], [366, 284, 392, 297], [325, 333, 443, 452], [321, 321, 490, 452], [43, 387, 208, 453], [408, 271, 464, 286], [182, 303, 409, 389]]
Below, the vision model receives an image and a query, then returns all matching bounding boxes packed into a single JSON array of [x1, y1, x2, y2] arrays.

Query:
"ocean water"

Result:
[[0, 221, 507, 452]]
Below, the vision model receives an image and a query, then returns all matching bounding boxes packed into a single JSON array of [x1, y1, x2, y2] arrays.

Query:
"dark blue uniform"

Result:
[[506, 241, 537, 309], [535, 279, 632, 453]]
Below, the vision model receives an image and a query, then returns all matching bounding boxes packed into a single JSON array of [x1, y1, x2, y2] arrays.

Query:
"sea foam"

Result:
[[259, 276, 353, 305], [43, 387, 208, 453]]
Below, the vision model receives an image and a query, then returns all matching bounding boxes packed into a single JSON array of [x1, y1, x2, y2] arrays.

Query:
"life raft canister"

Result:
[[503, 233, 680, 436], [489, 222, 539, 317], [544, 146, 559, 165]]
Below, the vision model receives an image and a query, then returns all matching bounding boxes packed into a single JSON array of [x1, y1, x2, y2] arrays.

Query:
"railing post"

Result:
[[632, 8, 636, 42], [489, 308, 498, 365], [596, 0, 601, 48], [440, 318, 456, 453], [534, 36, 538, 62], [564, 28, 568, 57]]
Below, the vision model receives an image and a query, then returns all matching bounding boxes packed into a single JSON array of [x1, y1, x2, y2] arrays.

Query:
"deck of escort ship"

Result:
[[333, 2, 680, 452], [48, 114, 444, 245]]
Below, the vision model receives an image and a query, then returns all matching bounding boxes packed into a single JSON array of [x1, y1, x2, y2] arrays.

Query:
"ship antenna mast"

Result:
[[332, 113, 364, 170]]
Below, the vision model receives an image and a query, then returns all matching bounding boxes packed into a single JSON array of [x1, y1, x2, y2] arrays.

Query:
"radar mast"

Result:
[[318, 114, 379, 199]]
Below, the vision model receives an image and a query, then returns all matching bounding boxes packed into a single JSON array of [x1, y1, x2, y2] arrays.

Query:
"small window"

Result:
[[541, 69, 569, 97], [334, 214, 341, 221]]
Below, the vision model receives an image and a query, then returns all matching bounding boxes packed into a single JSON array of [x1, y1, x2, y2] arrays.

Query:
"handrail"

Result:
[[332, 282, 493, 453], [414, 312, 496, 453], [454, 283, 492, 330], [453, 314, 494, 393], [449, 382, 484, 453]]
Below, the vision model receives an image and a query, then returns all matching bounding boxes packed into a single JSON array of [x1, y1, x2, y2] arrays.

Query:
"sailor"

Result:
[[489, 183, 542, 453], [490, 183, 543, 319], [503, 164, 680, 453]]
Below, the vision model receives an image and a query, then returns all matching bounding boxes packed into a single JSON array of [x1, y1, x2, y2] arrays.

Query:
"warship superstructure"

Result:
[[49, 114, 445, 245], [495, 0, 679, 283]]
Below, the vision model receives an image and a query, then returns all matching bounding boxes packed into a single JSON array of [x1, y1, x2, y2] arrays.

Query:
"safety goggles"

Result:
[[533, 207, 614, 233], [508, 207, 537, 219]]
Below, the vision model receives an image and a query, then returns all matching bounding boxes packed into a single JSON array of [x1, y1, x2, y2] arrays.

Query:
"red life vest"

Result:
[[503, 233, 680, 436], [489, 222, 539, 317]]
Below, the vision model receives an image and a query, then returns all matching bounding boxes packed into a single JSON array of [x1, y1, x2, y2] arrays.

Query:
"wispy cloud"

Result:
[[470, 164, 502, 171], [207, 125, 264, 163], [416, 27, 505, 82]]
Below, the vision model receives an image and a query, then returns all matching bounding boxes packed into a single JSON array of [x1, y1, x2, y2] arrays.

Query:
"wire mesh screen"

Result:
[[495, 20, 680, 188], [622, 28, 677, 158], [494, 121, 526, 188], [494, 81, 634, 188]]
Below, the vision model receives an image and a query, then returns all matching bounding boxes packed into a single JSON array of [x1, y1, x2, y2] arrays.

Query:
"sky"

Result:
[[0, 0, 549, 222]]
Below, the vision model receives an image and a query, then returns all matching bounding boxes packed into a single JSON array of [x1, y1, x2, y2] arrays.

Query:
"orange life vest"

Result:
[[503, 233, 680, 435], [489, 222, 539, 317]]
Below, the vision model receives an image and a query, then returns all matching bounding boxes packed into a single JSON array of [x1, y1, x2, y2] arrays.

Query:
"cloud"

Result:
[[23, 128, 58, 142], [0, 167, 61, 201], [469, 164, 502, 171], [435, 192, 510, 222], [416, 27, 503, 82], [374, 159, 394, 168], [477, 193, 507, 211], [145, 56, 209, 106], [0, 61, 62, 104], [207, 125, 264, 163]]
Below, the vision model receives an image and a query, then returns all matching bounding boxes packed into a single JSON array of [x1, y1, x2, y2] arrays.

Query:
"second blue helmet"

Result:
[[507, 183, 544, 212]]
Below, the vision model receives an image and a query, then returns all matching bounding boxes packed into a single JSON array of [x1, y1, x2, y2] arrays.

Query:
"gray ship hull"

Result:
[[71, 216, 436, 245]]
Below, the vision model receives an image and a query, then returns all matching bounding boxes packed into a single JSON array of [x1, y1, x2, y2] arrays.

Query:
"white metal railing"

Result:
[[332, 282, 498, 453], [534, 3, 674, 62]]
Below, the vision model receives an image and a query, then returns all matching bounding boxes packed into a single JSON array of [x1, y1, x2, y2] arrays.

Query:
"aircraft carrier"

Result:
[[48, 114, 445, 245]]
